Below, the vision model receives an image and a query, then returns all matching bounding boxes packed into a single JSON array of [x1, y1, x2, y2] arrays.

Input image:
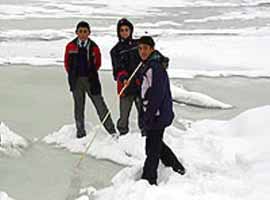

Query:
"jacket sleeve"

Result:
[[64, 44, 70, 73], [110, 47, 128, 82], [93, 45, 101, 71], [144, 63, 166, 123], [110, 48, 119, 81]]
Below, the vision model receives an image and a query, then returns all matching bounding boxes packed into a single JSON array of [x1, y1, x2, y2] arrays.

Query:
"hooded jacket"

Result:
[[139, 50, 174, 130], [110, 18, 141, 96]]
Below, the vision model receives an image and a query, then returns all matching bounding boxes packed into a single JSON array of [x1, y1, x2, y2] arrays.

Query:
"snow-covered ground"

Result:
[[1, 29, 270, 79], [0, 0, 269, 20], [43, 83, 233, 165], [0, 0, 270, 19], [0, 192, 14, 200], [1, 0, 270, 78], [69, 106, 270, 200], [0, 122, 28, 156], [43, 123, 141, 166]]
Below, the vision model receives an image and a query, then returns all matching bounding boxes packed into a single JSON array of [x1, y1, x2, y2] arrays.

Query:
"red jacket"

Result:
[[64, 38, 101, 73], [64, 38, 102, 94]]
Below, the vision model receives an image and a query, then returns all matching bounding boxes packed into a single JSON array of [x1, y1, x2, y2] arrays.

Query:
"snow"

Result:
[[1, 1, 270, 79], [170, 84, 233, 109], [186, 8, 270, 23], [1, 0, 270, 199], [43, 82, 233, 164], [0, 192, 15, 200], [65, 105, 270, 200], [74, 187, 96, 200], [1, 27, 270, 78], [0, 122, 28, 156], [161, 34, 270, 78], [43, 123, 142, 166], [1, 0, 270, 21]]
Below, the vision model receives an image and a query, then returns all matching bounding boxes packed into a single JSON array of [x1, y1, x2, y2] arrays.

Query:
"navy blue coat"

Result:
[[139, 50, 174, 130]]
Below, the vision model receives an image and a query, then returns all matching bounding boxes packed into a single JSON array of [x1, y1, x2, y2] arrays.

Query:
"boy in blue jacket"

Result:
[[138, 36, 186, 185]]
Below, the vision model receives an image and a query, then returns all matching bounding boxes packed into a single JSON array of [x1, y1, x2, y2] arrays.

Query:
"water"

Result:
[[0, 143, 122, 200], [0, 67, 123, 200], [1, 67, 270, 199]]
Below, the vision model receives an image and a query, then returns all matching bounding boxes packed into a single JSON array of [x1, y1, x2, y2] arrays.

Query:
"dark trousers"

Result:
[[142, 129, 184, 185], [72, 77, 116, 135], [117, 95, 141, 135]]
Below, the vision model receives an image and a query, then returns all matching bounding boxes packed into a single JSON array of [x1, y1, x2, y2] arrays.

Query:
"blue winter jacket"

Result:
[[139, 50, 174, 130]]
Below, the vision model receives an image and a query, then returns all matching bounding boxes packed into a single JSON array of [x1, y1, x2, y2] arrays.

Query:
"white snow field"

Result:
[[1, 0, 270, 79], [45, 106, 270, 200], [0, 0, 269, 20], [0, 122, 28, 156], [1, 30, 270, 79]]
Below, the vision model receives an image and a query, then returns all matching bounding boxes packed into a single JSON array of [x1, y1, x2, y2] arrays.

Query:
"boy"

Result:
[[64, 21, 116, 138], [110, 18, 142, 136], [138, 36, 186, 185]]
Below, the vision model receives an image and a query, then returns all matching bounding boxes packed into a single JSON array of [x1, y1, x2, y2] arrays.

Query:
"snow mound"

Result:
[[171, 84, 233, 109], [0, 122, 28, 156], [74, 187, 96, 200], [90, 106, 270, 200], [0, 192, 15, 200], [43, 123, 144, 166]]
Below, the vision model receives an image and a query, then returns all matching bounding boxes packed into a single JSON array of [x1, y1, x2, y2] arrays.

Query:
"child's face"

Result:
[[76, 27, 90, 41], [119, 25, 131, 39], [138, 44, 154, 61]]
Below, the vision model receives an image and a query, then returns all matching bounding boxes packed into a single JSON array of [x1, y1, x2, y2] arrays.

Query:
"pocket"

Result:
[[68, 52, 78, 68]]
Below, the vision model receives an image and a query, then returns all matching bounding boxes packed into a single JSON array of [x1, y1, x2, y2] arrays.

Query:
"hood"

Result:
[[147, 50, 169, 69], [117, 18, 134, 41]]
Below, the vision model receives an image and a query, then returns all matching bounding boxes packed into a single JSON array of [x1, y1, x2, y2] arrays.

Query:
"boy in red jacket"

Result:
[[64, 21, 116, 138]]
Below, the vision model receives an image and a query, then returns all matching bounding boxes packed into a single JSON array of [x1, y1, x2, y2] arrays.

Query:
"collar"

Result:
[[77, 39, 89, 48]]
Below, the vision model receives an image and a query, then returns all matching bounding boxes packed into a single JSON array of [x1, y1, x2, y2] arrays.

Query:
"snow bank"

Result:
[[0, 122, 28, 156], [78, 106, 270, 200], [171, 84, 233, 109], [74, 187, 96, 200], [0, 192, 15, 200], [43, 123, 144, 166]]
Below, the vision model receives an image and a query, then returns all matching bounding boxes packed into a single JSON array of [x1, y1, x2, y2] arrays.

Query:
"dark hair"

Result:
[[138, 36, 155, 48], [76, 21, 90, 32]]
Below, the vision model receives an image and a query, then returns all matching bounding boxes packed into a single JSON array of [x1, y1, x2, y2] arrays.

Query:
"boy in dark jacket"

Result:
[[64, 21, 116, 138], [110, 18, 142, 136], [138, 36, 186, 185]]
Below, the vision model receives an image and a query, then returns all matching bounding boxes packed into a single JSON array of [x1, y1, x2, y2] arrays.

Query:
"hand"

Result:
[[123, 79, 130, 87]]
